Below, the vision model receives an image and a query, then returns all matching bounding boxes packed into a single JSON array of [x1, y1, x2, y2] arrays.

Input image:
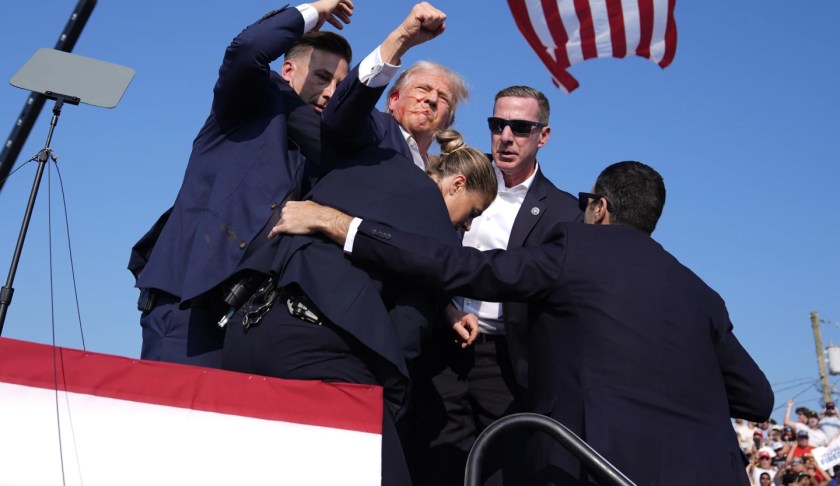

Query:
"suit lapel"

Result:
[[508, 169, 550, 248]]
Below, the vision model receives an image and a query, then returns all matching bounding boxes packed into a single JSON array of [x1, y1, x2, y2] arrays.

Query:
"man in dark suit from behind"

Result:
[[409, 85, 581, 486], [127, 1, 353, 368], [273, 160, 774, 485]]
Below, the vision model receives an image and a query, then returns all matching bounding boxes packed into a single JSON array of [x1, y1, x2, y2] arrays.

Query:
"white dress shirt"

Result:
[[454, 164, 538, 335]]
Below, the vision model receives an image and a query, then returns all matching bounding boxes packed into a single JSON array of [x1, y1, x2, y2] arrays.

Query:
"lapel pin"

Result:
[[531, 207, 540, 216]]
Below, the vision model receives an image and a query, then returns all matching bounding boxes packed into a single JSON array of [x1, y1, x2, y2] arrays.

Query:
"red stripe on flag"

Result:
[[0, 337, 383, 434], [606, 0, 627, 58], [540, 0, 572, 69], [658, 0, 678, 67], [573, 0, 598, 60], [507, 0, 580, 92], [635, 0, 655, 60]]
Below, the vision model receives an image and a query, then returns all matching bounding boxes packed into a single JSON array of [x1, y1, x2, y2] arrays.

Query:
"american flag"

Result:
[[508, 0, 677, 92]]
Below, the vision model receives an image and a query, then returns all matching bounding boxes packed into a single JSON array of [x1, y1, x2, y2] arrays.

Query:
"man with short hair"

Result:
[[128, 0, 353, 367], [409, 85, 581, 485], [272, 160, 773, 484], [282, 31, 352, 115]]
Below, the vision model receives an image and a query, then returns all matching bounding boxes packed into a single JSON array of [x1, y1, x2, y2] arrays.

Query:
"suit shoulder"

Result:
[[532, 170, 580, 210]]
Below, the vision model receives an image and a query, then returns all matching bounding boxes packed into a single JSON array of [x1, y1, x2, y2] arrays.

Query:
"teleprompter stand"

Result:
[[0, 48, 134, 334]]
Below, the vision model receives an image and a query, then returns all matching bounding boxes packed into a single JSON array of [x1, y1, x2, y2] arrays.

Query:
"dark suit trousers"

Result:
[[140, 292, 224, 368], [221, 300, 411, 486], [406, 336, 526, 485]]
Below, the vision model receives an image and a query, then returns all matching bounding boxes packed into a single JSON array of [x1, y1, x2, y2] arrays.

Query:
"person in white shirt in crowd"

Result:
[[820, 401, 840, 442], [748, 450, 778, 485], [786, 399, 829, 447]]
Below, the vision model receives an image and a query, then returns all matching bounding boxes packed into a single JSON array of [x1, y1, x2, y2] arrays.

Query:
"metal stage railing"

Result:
[[464, 412, 636, 486]]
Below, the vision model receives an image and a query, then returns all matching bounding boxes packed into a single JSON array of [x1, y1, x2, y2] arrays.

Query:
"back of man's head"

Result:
[[286, 31, 352, 64], [594, 161, 665, 235]]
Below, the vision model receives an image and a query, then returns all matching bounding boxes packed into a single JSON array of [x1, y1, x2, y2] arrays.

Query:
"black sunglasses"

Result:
[[487, 117, 546, 135], [578, 192, 609, 212]]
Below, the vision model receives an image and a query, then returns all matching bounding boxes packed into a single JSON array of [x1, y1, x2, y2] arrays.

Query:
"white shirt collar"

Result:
[[399, 126, 427, 171], [495, 161, 539, 194]]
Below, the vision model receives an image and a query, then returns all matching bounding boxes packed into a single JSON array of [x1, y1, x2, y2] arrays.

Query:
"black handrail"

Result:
[[464, 412, 636, 486]]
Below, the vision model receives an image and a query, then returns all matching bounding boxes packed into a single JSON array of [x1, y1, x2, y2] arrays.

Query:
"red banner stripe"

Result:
[[0, 337, 383, 434]]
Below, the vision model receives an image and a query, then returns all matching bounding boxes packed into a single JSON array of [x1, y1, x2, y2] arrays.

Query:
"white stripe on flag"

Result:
[[559, 0, 585, 66], [524, 0, 558, 62], [591, 1, 614, 58], [621, 0, 642, 54], [649, 0, 670, 64]]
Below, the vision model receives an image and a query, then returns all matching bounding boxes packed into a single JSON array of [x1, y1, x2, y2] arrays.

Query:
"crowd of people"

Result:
[[128, 1, 774, 484], [737, 400, 840, 485]]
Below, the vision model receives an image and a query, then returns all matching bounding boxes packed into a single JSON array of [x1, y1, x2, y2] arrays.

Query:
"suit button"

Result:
[[239, 242, 247, 250], [271, 202, 278, 209]]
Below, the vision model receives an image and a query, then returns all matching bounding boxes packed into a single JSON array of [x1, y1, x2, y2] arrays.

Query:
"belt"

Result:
[[136, 287, 178, 313], [475, 333, 505, 344]]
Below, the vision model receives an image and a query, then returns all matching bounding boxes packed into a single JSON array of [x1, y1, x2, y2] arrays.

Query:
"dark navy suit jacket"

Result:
[[350, 220, 773, 485], [129, 7, 319, 305], [500, 169, 581, 392], [234, 66, 461, 414]]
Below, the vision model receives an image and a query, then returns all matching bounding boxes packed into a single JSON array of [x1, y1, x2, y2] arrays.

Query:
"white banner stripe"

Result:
[[0, 382, 381, 486]]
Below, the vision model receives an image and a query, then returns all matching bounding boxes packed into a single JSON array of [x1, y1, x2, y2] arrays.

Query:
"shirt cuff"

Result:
[[358, 46, 401, 87], [343, 218, 363, 253], [296, 4, 318, 33]]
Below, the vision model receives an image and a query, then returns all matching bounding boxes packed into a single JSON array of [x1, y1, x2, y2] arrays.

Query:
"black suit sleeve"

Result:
[[321, 65, 392, 153], [278, 78, 321, 165], [714, 321, 774, 422], [352, 220, 567, 303], [213, 7, 304, 121]]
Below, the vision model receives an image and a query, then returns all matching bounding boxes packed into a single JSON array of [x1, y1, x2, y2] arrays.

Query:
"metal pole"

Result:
[[811, 311, 833, 406], [0, 98, 67, 334]]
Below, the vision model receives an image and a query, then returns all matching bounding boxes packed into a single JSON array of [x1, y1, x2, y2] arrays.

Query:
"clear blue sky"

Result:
[[1, 1, 838, 423]]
